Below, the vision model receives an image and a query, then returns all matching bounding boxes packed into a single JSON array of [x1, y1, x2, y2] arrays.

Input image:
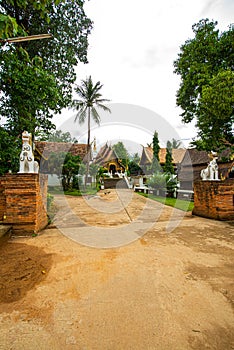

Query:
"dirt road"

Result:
[[0, 190, 233, 349]]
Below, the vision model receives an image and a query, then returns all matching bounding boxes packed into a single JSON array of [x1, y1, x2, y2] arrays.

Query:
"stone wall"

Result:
[[0, 174, 48, 234], [193, 180, 234, 220], [103, 178, 128, 189]]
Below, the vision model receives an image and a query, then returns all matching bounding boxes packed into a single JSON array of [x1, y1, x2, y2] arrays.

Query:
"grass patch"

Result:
[[137, 192, 194, 212], [64, 188, 98, 196], [48, 186, 98, 197]]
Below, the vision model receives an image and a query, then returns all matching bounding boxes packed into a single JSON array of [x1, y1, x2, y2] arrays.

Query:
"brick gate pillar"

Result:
[[0, 174, 48, 234], [192, 179, 234, 220]]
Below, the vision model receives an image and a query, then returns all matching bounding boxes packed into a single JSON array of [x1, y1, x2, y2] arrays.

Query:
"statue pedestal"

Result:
[[0, 174, 48, 235], [193, 180, 234, 221]]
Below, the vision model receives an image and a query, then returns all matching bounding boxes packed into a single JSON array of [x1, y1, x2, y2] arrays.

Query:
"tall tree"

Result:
[[174, 19, 234, 151], [151, 130, 161, 173], [152, 131, 160, 161], [72, 76, 111, 184], [164, 141, 175, 174]]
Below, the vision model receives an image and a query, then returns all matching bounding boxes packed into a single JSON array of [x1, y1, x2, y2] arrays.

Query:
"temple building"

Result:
[[94, 143, 126, 174]]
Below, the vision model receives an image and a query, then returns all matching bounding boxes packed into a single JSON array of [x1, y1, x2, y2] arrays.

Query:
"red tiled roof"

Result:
[[139, 147, 186, 165], [34, 141, 88, 160]]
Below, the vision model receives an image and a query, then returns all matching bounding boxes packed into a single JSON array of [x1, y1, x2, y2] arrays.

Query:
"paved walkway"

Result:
[[0, 190, 233, 349], [51, 189, 188, 248]]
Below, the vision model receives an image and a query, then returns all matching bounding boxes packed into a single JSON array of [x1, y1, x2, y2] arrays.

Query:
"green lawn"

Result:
[[137, 192, 194, 212]]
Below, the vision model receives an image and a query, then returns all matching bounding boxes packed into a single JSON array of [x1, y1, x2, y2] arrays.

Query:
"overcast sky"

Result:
[[55, 0, 234, 149]]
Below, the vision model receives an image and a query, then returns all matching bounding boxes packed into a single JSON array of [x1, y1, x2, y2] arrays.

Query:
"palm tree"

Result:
[[171, 138, 182, 149], [72, 76, 111, 185]]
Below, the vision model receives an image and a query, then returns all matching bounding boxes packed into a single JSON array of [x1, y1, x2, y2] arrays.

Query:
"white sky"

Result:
[[54, 0, 234, 150]]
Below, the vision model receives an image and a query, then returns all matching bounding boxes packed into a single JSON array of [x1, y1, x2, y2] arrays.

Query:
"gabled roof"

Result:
[[95, 143, 112, 164], [180, 148, 234, 167], [139, 147, 186, 166], [181, 149, 210, 167], [139, 147, 153, 165], [94, 143, 125, 168], [164, 148, 186, 164], [34, 141, 88, 160]]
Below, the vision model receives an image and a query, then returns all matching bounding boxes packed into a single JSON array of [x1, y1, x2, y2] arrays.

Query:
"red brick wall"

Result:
[[0, 185, 6, 222], [0, 174, 48, 234], [193, 179, 234, 220]]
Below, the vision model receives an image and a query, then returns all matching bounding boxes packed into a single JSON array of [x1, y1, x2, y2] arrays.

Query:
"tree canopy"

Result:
[[112, 142, 129, 168], [1, 46, 61, 137], [47, 151, 81, 191], [196, 69, 234, 150], [0, 126, 20, 175], [72, 76, 111, 148], [36, 129, 78, 143], [167, 138, 182, 149], [0, 1, 92, 174], [0, 0, 58, 38], [0, 0, 92, 138], [174, 19, 234, 151]]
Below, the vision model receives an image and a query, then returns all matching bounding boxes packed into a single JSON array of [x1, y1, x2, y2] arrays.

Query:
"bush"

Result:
[[147, 173, 166, 190], [47, 193, 54, 210], [147, 172, 178, 197]]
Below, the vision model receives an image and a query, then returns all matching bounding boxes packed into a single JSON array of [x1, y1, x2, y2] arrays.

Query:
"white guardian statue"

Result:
[[200, 152, 219, 181], [18, 131, 39, 173]]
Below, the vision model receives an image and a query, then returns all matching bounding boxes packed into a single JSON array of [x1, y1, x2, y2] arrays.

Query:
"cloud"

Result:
[[200, 0, 220, 16], [122, 45, 178, 69], [199, 0, 234, 29], [122, 47, 161, 68]]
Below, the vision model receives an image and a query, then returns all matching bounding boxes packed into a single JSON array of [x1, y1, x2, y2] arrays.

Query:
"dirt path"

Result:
[[0, 190, 233, 349]]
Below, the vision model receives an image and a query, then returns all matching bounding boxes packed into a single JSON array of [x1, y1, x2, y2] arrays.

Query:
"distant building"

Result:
[[139, 146, 234, 200], [139, 146, 186, 173], [34, 141, 88, 173]]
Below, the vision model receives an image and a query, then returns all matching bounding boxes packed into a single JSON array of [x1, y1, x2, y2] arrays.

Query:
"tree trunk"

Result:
[[85, 107, 91, 187]]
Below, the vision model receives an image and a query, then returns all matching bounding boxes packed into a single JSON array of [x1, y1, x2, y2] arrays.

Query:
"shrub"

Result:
[[147, 172, 178, 197], [47, 193, 54, 211]]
